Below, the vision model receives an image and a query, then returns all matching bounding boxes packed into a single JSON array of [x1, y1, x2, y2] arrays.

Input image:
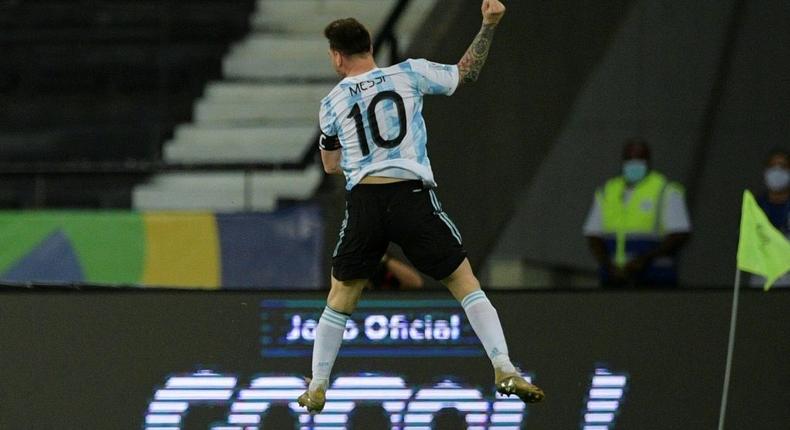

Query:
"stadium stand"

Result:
[[0, 0, 256, 162], [0, 0, 257, 207], [133, 0, 436, 212]]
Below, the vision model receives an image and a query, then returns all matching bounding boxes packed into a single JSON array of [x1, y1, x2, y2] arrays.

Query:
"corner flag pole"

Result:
[[717, 268, 742, 430]]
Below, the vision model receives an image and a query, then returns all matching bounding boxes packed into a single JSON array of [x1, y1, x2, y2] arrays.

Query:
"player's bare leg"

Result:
[[443, 258, 545, 403], [298, 276, 366, 413]]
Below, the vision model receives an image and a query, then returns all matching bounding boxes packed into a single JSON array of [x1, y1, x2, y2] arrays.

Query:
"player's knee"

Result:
[[327, 276, 366, 314], [441, 258, 478, 285], [444, 273, 480, 290]]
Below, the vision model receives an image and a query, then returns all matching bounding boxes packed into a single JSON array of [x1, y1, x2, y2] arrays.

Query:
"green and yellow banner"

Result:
[[0, 205, 322, 289]]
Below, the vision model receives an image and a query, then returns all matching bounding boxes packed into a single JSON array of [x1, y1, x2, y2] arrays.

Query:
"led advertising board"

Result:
[[1, 291, 788, 429]]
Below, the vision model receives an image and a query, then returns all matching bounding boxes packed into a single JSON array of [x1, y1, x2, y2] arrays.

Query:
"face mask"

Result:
[[764, 166, 790, 191], [623, 159, 648, 184]]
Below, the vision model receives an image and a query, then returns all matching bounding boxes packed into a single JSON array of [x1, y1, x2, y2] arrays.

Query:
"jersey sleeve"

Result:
[[319, 100, 338, 137], [318, 100, 341, 151], [408, 58, 460, 96]]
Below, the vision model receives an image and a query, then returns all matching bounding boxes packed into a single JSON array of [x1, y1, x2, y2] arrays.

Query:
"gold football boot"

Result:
[[297, 378, 326, 414], [495, 368, 545, 403]]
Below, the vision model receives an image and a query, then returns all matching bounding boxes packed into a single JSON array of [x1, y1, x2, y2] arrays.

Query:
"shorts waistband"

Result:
[[353, 179, 423, 188], [350, 180, 425, 193]]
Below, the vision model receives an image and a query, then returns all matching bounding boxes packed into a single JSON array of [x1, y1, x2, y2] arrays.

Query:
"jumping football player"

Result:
[[299, 0, 545, 413]]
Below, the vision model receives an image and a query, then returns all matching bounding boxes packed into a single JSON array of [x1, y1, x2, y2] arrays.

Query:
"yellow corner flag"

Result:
[[737, 190, 790, 290]]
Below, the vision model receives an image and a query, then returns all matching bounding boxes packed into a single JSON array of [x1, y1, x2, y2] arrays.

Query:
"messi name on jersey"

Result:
[[349, 75, 387, 96]]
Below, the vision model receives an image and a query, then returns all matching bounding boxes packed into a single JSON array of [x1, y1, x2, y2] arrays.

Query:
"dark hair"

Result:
[[765, 147, 789, 165], [324, 18, 371, 56], [622, 137, 651, 160]]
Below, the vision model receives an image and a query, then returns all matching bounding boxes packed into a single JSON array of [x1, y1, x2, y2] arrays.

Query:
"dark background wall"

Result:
[[404, 1, 635, 271], [489, 0, 737, 279], [483, 0, 790, 286]]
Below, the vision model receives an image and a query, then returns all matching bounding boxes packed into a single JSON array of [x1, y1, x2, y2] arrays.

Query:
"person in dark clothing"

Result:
[[751, 148, 790, 287]]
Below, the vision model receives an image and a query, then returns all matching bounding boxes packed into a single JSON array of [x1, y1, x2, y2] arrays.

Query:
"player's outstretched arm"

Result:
[[458, 0, 506, 85]]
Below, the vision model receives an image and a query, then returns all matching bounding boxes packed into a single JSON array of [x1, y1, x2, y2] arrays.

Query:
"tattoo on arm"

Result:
[[458, 24, 497, 84]]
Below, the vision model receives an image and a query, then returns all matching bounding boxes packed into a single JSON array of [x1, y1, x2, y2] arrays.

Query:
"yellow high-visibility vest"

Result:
[[596, 171, 683, 267]]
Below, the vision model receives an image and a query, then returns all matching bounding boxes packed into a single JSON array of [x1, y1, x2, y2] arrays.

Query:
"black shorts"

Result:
[[331, 180, 467, 281]]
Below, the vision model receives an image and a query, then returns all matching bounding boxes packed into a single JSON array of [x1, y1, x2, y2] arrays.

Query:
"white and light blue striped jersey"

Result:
[[319, 58, 459, 190]]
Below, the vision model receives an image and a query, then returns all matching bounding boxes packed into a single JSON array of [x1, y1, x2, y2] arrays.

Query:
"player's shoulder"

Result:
[[320, 82, 348, 109], [380, 59, 449, 86], [374, 59, 420, 78], [403, 58, 456, 74], [381, 58, 447, 75], [394, 58, 429, 73]]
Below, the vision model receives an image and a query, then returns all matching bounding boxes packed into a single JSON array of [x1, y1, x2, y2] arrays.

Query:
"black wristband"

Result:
[[319, 133, 341, 151]]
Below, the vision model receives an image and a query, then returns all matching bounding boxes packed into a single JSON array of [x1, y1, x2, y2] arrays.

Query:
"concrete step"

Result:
[[144, 167, 320, 191], [133, 167, 323, 211], [222, 37, 414, 80], [229, 35, 327, 59], [255, 0, 397, 18], [164, 140, 308, 163], [224, 36, 332, 80], [194, 100, 317, 124], [133, 171, 262, 210], [133, 186, 276, 211], [164, 125, 315, 163], [251, 0, 434, 36], [253, 0, 393, 34], [171, 124, 314, 146], [203, 82, 333, 103]]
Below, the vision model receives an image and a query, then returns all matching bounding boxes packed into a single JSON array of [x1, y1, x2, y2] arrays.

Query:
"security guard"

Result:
[[584, 138, 692, 287]]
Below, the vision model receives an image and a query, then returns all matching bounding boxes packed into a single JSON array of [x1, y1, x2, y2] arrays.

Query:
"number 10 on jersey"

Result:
[[347, 91, 407, 156]]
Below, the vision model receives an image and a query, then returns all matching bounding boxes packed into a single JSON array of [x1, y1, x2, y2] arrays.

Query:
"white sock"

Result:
[[309, 306, 349, 391], [461, 290, 517, 374]]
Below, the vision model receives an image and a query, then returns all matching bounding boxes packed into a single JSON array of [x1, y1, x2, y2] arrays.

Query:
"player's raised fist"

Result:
[[481, 0, 506, 26]]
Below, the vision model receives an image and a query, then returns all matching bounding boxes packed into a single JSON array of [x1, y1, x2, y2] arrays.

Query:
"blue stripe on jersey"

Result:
[[398, 61, 413, 72], [336, 112, 350, 170], [385, 109, 401, 160], [426, 79, 451, 95], [320, 98, 336, 134], [410, 98, 428, 164]]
